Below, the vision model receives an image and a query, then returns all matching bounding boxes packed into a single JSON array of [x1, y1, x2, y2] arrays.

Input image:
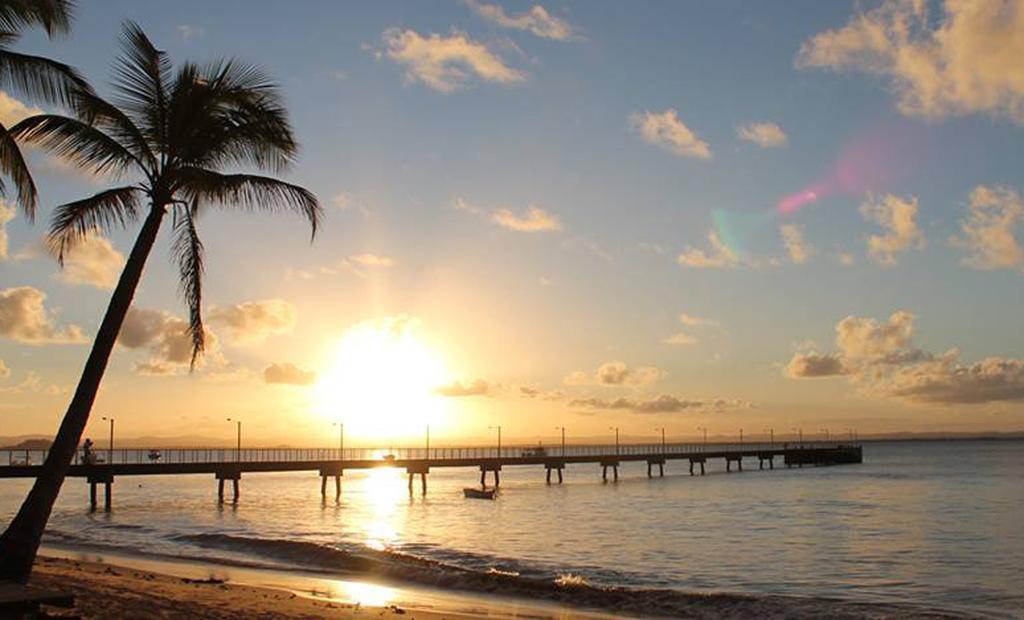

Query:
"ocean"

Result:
[[1, 439, 1021, 618]]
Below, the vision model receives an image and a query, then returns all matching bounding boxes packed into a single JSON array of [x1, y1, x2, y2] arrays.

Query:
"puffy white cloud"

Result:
[[565, 360, 665, 388], [0, 91, 40, 126], [780, 224, 814, 264], [462, 0, 574, 40], [796, 0, 1024, 123], [56, 233, 125, 289], [382, 28, 525, 93], [677, 230, 738, 268], [118, 307, 220, 374], [736, 122, 788, 148], [787, 309, 1024, 405], [785, 351, 848, 378], [0, 286, 85, 344], [0, 200, 14, 260], [207, 299, 296, 344], [263, 362, 316, 386], [491, 206, 561, 232], [0, 358, 9, 379], [434, 378, 496, 397], [569, 394, 749, 414], [859, 193, 925, 266], [951, 185, 1024, 271], [631, 109, 711, 159]]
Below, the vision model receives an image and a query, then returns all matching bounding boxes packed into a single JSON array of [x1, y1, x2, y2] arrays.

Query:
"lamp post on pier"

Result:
[[101, 416, 114, 464], [821, 428, 830, 442], [697, 426, 707, 449], [226, 418, 241, 461], [609, 427, 620, 456], [554, 426, 566, 457], [739, 428, 743, 447], [333, 422, 344, 460], [654, 427, 666, 455], [764, 427, 774, 449], [425, 424, 430, 457], [791, 427, 803, 447], [488, 425, 502, 458]]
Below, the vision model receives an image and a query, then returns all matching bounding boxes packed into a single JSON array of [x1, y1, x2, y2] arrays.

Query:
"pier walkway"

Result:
[[0, 441, 862, 511]]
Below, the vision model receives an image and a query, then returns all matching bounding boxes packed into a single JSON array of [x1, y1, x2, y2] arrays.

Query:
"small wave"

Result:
[[173, 533, 965, 618]]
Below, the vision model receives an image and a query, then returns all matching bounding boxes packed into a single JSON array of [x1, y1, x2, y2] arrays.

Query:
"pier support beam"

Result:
[[646, 458, 665, 478], [544, 461, 565, 485], [600, 460, 619, 482], [406, 465, 429, 495], [689, 458, 706, 476], [87, 473, 113, 513], [216, 470, 241, 504], [320, 466, 344, 500], [758, 454, 774, 470], [478, 464, 501, 487]]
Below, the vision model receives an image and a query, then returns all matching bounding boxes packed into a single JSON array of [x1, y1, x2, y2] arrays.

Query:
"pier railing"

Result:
[[0, 441, 857, 467]]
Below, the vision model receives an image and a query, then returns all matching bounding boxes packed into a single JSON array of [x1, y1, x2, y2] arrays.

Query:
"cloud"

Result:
[[462, 0, 574, 40], [0, 200, 14, 260], [457, 198, 563, 233], [347, 253, 394, 267], [118, 307, 221, 374], [0, 286, 85, 344], [434, 378, 496, 397], [780, 224, 814, 264], [518, 385, 563, 400], [677, 230, 738, 268], [320, 253, 394, 279], [263, 362, 316, 386], [786, 309, 1024, 405], [0, 91, 41, 126], [55, 233, 125, 289], [736, 122, 788, 148], [663, 312, 719, 346], [785, 351, 848, 378], [382, 28, 525, 93], [859, 193, 925, 266], [569, 394, 748, 414], [176, 24, 205, 40], [630, 109, 711, 159], [207, 299, 296, 344], [332, 192, 370, 217], [565, 361, 665, 388], [951, 185, 1024, 271], [491, 206, 561, 232], [796, 0, 1024, 123], [0, 359, 9, 379]]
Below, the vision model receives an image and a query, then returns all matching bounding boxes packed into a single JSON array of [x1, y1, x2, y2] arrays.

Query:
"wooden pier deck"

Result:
[[0, 441, 862, 511]]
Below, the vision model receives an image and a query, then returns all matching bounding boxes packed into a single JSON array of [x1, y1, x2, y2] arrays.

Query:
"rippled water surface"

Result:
[[2, 440, 1022, 617]]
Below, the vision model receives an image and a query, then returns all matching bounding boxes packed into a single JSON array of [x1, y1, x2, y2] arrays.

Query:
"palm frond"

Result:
[[0, 0, 73, 37], [111, 20, 171, 150], [171, 203, 205, 368], [176, 168, 320, 240], [70, 88, 155, 170], [0, 49, 91, 106], [46, 185, 140, 263], [0, 120, 37, 218], [10, 114, 141, 176]]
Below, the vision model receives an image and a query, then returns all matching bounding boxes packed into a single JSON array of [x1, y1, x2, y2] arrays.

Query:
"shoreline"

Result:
[[30, 545, 968, 619]]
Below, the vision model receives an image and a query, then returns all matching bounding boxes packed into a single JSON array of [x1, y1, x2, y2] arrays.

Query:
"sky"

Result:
[[2, 0, 1024, 447]]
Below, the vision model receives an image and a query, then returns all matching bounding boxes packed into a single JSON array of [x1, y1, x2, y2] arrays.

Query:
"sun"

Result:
[[314, 316, 447, 440]]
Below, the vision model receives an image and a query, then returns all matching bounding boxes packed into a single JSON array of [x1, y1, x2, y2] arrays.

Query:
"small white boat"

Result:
[[463, 487, 497, 500]]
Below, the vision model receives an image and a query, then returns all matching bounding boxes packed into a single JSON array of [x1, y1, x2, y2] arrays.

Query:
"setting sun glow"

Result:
[[314, 317, 448, 440]]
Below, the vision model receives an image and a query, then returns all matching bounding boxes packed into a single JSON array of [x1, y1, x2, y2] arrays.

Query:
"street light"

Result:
[[764, 427, 774, 448], [101, 416, 114, 464], [654, 427, 666, 455], [488, 425, 502, 458], [791, 427, 803, 446], [226, 418, 241, 461], [425, 424, 430, 456], [821, 428, 830, 442], [333, 422, 344, 459], [554, 426, 566, 457], [609, 426, 619, 455], [696, 426, 707, 449], [739, 428, 743, 446]]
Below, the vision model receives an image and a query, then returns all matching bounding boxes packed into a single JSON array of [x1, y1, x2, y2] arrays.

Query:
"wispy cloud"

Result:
[[951, 185, 1024, 271], [382, 28, 525, 93], [630, 109, 711, 159], [780, 224, 814, 264], [736, 121, 787, 148], [860, 193, 925, 266], [461, 0, 575, 41], [677, 230, 738, 268], [457, 198, 562, 233]]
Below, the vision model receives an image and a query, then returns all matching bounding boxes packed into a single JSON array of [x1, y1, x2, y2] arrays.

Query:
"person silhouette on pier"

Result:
[[82, 438, 95, 465]]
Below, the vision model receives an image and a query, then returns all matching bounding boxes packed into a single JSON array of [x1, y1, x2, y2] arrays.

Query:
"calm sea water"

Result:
[[1, 440, 1022, 617]]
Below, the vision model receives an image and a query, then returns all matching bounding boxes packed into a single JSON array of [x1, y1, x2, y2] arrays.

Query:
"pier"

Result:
[[0, 441, 862, 512]]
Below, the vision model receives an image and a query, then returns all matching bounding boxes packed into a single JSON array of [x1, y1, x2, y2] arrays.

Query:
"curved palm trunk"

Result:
[[0, 205, 166, 583]]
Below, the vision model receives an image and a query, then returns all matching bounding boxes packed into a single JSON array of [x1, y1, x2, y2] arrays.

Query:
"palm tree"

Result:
[[0, 21, 321, 582], [0, 0, 87, 216]]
